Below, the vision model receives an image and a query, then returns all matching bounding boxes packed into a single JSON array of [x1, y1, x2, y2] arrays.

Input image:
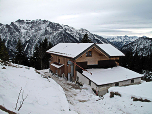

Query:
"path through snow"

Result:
[[39, 69, 152, 114], [39, 69, 126, 114]]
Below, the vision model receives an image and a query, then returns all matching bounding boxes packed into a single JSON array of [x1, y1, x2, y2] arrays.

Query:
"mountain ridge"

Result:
[[121, 37, 152, 56], [106, 35, 139, 50], [0, 19, 109, 57], [0, 19, 151, 57]]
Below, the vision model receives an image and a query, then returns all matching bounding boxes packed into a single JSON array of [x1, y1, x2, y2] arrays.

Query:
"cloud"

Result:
[[0, 0, 152, 37], [57, 15, 79, 20]]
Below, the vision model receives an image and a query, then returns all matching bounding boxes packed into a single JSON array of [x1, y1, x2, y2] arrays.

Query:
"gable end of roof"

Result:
[[95, 44, 111, 58], [74, 43, 96, 59]]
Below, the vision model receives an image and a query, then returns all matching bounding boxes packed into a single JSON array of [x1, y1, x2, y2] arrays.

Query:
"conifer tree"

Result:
[[45, 41, 52, 68], [146, 53, 151, 71], [31, 44, 41, 69], [40, 38, 52, 69], [15, 39, 25, 64], [121, 48, 152, 73], [140, 54, 144, 72], [39, 43, 45, 70], [127, 51, 133, 68], [31, 38, 52, 70], [150, 53, 152, 71], [81, 33, 92, 43], [0, 37, 9, 61]]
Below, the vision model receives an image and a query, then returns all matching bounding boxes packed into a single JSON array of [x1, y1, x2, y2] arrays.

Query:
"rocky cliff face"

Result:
[[0, 19, 108, 57], [121, 37, 152, 56], [106, 35, 138, 50]]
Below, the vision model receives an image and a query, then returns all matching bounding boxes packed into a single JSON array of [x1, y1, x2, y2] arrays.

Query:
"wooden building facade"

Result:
[[50, 54, 76, 81], [47, 43, 124, 81]]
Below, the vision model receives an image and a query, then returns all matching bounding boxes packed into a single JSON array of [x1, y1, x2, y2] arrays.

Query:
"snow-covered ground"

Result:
[[0, 63, 76, 114], [106, 81, 152, 114], [41, 69, 152, 114], [1, 62, 152, 114]]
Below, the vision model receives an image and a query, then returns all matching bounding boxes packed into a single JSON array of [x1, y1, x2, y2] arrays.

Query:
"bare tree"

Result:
[[15, 87, 28, 111]]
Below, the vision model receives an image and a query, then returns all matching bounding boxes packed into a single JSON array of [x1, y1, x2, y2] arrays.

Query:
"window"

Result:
[[131, 79, 134, 83], [115, 82, 119, 86], [86, 51, 92, 57], [58, 59, 60, 63]]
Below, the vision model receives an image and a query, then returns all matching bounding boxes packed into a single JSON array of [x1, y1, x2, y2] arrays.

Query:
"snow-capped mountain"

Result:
[[0, 19, 109, 57], [121, 37, 152, 56], [106, 35, 138, 50]]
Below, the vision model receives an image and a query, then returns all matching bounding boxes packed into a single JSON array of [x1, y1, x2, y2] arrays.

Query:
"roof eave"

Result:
[[110, 53, 125, 57], [50, 53, 75, 59], [96, 76, 144, 86]]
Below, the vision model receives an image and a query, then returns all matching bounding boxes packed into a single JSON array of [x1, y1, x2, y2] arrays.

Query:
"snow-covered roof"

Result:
[[82, 66, 143, 85], [46, 43, 124, 58], [96, 44, 125, 56], [46, 43, 94, 58]]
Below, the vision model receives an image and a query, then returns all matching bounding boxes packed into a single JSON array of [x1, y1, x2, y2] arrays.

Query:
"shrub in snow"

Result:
[[110, 92, 114, 98], [110, 92, 121, 98], [114, 92, 121, 97], [131, 96, 151, 102], [2, 67, 6, 69], [142, 70, 152, 81]]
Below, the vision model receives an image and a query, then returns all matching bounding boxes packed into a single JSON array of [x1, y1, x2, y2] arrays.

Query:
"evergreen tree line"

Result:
[[0, 36, 52, 70], [1, 33, 91, 69], [119, 51, 152, 73], [29, 38, 52, 70], [1, 34, 151, 72], [13, 38, 52, 70]]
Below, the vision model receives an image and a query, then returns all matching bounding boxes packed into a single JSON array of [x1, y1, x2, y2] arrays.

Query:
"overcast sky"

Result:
[[0, 0, 152, 37]]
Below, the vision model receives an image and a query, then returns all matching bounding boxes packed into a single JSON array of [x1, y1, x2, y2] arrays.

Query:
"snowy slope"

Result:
[[0, 19, 109, 57], [0, 63, 76, 114], [39, 69, 152, 114]]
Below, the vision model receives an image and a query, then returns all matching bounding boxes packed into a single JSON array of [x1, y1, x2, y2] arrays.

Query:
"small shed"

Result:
[[77, 66, 143, 96]]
